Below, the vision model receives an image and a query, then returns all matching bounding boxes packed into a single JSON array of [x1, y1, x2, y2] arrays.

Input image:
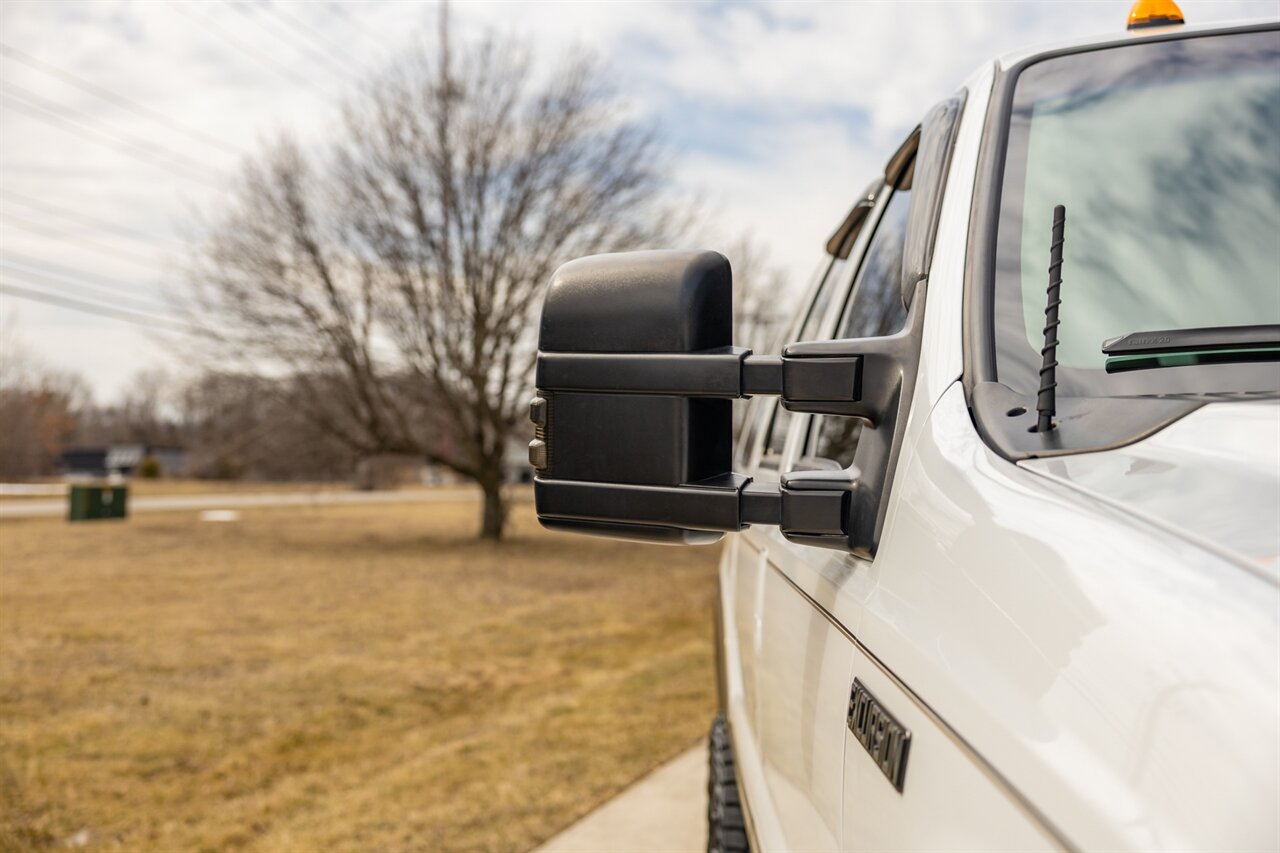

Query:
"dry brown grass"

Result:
[[0, 480, 435, 501], [0, 501, 719, 852]]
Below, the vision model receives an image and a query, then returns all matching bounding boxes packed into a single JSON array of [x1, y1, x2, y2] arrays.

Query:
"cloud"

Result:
[[0, 0, 1274, 399]]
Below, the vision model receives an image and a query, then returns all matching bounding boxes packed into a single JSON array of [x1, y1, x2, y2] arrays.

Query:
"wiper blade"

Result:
[[1102, 324, 1280, 374], [1103, 324, 1280, 355]]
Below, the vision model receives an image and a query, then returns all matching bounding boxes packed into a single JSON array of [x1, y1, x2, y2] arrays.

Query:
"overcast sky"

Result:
[[1, 0, 1274, 401]]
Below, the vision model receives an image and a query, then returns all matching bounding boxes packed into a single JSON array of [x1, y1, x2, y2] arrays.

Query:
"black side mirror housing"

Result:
[[530, 250, 922, 553], [530, 250, 736, 544]]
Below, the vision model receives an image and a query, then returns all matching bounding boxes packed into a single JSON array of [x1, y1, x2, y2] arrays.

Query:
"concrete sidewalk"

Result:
[[534, 745, 707, 853]]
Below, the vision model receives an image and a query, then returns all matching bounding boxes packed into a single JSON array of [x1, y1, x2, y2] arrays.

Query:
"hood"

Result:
[[1020, 401, 1280, 581]]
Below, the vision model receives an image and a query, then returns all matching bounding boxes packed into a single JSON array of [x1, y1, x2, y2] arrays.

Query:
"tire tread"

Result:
[[707, 714, 750, 853]]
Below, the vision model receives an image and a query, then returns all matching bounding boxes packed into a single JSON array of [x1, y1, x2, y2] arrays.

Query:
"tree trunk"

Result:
[[479, 471, 506, 541]]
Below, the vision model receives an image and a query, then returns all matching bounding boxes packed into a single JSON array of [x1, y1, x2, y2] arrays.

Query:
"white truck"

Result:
[[528, 7, 1280, 850]]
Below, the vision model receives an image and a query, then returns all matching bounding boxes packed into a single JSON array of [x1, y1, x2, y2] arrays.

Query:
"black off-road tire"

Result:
[[708, 714, 750, 853]]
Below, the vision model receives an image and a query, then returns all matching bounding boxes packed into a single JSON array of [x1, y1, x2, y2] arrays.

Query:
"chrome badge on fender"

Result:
[[848, 679, 911, 792]]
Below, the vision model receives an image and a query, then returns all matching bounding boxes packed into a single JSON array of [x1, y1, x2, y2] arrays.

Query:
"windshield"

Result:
[[993, 29, 1280, 397]]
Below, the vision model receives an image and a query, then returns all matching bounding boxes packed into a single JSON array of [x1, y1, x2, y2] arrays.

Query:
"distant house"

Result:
[[59, 448, 110, 478], [60, 444, 187, 478]]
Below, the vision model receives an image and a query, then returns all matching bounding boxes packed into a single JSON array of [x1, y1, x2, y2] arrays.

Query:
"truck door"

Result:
[[810, 99, 1057, 850], [739, 176, 909, 851], [723, 237, 853, 850]]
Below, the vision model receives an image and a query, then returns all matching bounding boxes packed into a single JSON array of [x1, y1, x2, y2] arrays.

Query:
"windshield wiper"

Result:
[[1102, 324, 1280, 373]]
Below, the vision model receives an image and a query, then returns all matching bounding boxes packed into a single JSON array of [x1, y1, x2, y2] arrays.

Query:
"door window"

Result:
[[810, 183, 913, 468], [757, 268, 846, 475]]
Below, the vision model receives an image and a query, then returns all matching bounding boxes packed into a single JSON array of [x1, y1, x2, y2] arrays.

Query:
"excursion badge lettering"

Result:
[[848, 679, 912, 792]]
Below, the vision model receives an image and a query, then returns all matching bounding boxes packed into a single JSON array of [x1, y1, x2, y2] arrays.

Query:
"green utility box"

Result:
[[68, 485, 128, 522]]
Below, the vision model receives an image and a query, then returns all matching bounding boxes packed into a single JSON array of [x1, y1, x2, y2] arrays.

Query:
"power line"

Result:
[[324, 3, 398, 66], [168, 3, 330, 98], [0, 266, 176, 316], [265, 2, 368, 78], [229, 0, 360, 84], [0, 189, 180, 246], [1, 263, 176, 313], [0, 251, 171, 302], [0, 280, 206, 337], [0, 42, 244, 157], [2, 214, 165, 267], [1, 82, 223, 179], [0, 89, 223, 188]]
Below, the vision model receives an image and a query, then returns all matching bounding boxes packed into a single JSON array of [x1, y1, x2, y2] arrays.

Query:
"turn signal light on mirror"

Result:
[[1127, 0, 1185, 30]]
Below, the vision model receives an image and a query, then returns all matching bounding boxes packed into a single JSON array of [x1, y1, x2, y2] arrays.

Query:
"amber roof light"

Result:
[[1127, 0, 1186, 30]]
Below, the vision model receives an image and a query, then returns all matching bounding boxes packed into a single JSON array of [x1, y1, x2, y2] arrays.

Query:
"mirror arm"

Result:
[[536, 347, 751, 398], [741, 354, 784, 395], [535, 466, 857, 547], [535, 347, 889, 420]]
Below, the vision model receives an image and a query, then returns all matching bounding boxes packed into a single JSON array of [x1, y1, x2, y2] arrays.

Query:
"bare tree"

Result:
[[184, 13, 683, 539], [721, 231, 791, 354], [73, 369, 184, 448], [177, 372, 360, 482], [0, 320, 88, 479]]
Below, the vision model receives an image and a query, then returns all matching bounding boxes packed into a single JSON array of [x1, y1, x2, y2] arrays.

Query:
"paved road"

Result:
[[534, 745, 707, 853], [0, 488, 479, 519]]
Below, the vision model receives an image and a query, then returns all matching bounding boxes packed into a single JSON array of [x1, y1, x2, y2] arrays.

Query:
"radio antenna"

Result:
[[1037, 205, 1065, 433]]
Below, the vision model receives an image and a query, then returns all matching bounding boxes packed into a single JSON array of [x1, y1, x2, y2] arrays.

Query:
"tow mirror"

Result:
[[529, 250, 921, 552]]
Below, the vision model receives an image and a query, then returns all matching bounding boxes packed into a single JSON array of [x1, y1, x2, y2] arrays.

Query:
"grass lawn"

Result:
[[0, 499, 720, 851], [0, 479, 437, 501]]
